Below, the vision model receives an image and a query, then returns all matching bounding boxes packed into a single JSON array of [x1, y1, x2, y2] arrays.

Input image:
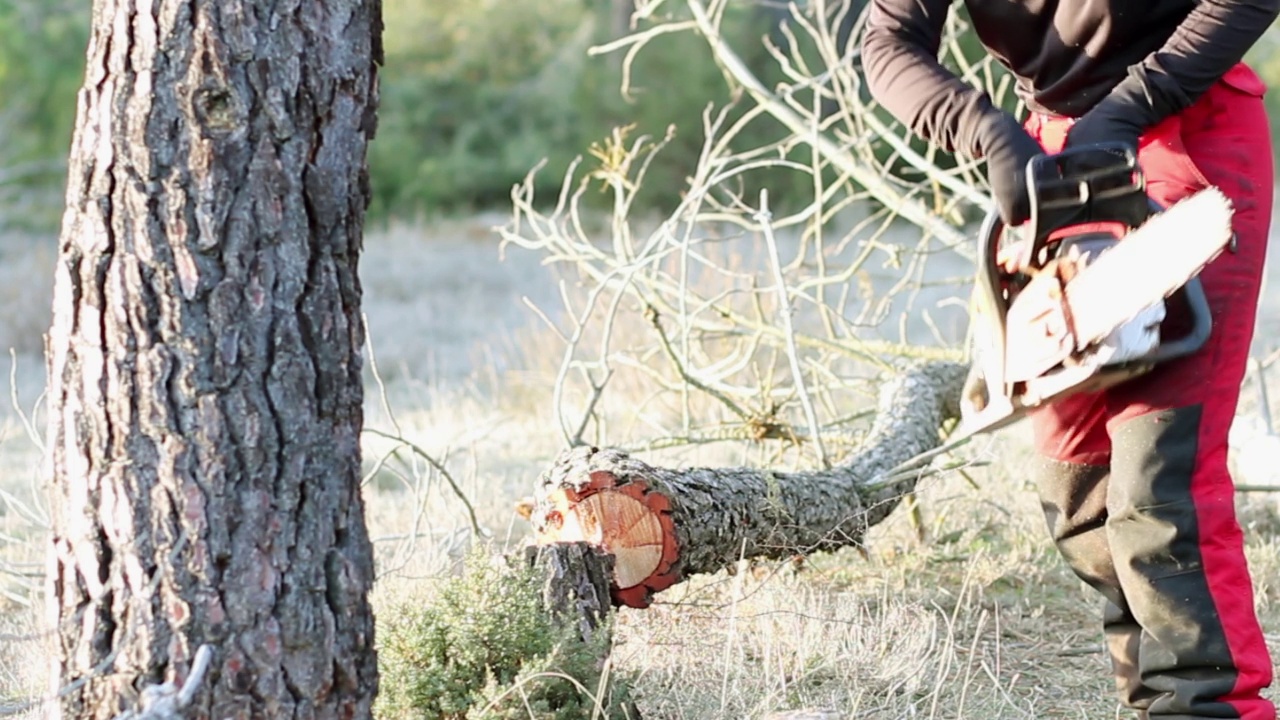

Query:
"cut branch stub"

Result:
[[535, 470, 680, 608], [532, 360, 970, 609]]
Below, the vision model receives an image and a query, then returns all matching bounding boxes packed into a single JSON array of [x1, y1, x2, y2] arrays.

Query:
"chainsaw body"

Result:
[[957, 143, 1217, 438]]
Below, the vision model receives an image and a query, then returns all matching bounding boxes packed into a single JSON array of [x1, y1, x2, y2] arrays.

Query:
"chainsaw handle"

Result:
[[1136, 196, 1215, 362], [1024, 143, 1152, 250], [1146, 277, 1214, 362], [973, 209, 1011, 393]]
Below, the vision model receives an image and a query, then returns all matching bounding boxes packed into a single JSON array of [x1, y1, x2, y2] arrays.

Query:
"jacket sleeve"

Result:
[[859, 0, 1007, 160], [1100, 0, 1280, 127]]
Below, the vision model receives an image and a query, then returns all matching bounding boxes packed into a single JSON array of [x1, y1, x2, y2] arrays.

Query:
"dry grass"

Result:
[[2, 214, 1280, 719], [0, 230, 54, 715], [354, 214, 1280, 719]]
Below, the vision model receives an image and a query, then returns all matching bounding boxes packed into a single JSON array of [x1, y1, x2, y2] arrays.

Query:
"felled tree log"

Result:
[[530, 360, 969, 608]]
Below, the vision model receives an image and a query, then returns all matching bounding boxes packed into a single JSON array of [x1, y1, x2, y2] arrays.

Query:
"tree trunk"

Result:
[[530, 361, 967, 608], [45, 2, 383, 719]]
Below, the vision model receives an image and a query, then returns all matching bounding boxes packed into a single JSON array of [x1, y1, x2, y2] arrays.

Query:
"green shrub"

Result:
[[369, 0, 790, 219], [0, 1, 86, 164], [0, 0, 88, 230], [375, 550, 635, 720]]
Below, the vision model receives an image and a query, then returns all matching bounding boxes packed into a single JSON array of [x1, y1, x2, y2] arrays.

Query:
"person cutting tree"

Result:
[[861, 0, 1279, 718]]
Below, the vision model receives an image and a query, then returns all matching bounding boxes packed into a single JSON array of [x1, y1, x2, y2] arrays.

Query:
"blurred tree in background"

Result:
[[0, 0, 1278, 229], [0, 0, 86, 164]]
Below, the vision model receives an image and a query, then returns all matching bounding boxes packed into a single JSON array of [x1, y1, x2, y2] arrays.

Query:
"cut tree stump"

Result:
[[525, 541, 616, 644], [530, 360, 968, 608]]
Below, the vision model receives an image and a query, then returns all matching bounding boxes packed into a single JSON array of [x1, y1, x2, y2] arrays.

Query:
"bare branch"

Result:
[[685, 0, 974, 258], [497, 0, 990, 472], [363, 428, 484, 537], [111, 645, 214, 720], [756, 191, 828, 467]]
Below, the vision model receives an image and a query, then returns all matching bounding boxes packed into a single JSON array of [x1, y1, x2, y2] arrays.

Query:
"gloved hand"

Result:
[[976, 112, 1044, 227], [1064, 100, 1144, 153], [1065, 63, 1171, 153]]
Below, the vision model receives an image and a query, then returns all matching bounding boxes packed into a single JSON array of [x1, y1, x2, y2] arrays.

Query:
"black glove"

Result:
[[976, 111, 1044, 227], [1065, 64, 1173, 153], [1064, 102, 1144, 153]]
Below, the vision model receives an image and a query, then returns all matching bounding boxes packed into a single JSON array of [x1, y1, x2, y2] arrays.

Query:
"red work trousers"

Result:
[[1024, 63, 1276, 719]]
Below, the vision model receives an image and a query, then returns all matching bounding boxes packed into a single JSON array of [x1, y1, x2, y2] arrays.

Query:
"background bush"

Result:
[[369, 0, 790, 218], [0, 0, 89, 230], [0, 1, 85, 164], [0, 0, 1278, 229], [374, 550, 634, 720]]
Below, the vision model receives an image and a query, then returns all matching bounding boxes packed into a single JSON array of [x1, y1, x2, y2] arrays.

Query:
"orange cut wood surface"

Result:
[[535, 473, 681, 608], [542, 491, 665, 589]]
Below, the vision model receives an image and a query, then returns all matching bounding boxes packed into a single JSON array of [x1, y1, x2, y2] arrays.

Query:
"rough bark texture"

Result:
[[45, 2, 383, 719], [531, 361, 967, 607], [526, 542, 615, 645]]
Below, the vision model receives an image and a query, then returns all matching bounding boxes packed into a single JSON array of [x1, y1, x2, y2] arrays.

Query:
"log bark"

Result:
[[525, 542, 615, 645], [45, 2, 383, 719], [531, 361, 967, 607]]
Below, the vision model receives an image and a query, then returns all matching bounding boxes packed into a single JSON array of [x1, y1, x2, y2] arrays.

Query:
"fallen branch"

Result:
[[529, 360, 968, 607]]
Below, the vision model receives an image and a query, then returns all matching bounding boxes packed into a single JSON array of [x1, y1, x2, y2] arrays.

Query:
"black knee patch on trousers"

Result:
[[1110, 406, 1242, 718], [1037, 459, 1120, 600]]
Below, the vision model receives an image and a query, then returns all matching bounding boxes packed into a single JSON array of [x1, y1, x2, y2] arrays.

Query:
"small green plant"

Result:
[[375, 549, 636, 720]]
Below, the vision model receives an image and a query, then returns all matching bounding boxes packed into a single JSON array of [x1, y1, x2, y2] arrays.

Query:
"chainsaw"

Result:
[[954, 142, 1235, 440]]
